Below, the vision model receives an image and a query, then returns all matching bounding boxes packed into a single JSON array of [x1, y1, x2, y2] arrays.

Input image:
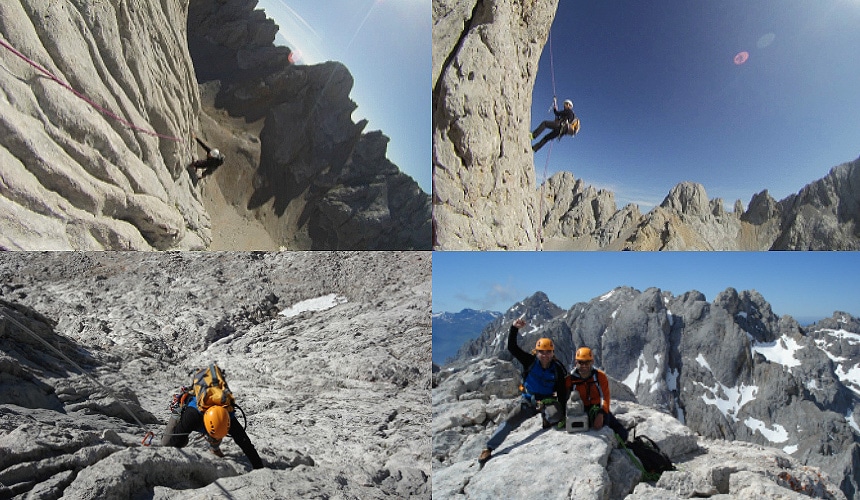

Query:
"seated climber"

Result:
[[162, 364, 264, 469], [188, 135, 225, 181], [566, 347, 628, 442], [531, 98, 579, 152], [477, 317, 569, 466]]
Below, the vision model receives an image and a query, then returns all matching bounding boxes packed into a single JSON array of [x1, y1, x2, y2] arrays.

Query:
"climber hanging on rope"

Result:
[[531, 97, 579, 152], [187, 134, 225, 184]]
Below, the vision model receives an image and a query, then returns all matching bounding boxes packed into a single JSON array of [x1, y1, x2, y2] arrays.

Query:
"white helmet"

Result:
[[209, 149, 221, 159], [563, 99, 573, 107]]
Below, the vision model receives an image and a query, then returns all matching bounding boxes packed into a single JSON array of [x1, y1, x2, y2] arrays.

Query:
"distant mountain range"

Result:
[[431, 309, 502, 365]]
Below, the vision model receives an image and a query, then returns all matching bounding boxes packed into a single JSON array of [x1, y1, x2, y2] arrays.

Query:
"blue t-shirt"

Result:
[[523, 361, 558, 397]]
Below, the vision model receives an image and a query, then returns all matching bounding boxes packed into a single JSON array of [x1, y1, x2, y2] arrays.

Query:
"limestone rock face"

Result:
[[440, 288, 860, 498], [0, 0, 206, 250], [773, 159, 860, 250], [0, 251, 430, 498], [433, 0, 558, 250]]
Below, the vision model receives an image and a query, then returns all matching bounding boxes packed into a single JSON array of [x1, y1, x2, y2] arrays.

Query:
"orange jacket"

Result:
[[567, 368, 611, 414]]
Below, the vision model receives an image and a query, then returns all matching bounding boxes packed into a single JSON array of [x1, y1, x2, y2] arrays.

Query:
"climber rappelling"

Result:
[[187, 135, 225, 184], [531, 97, 579, 152]]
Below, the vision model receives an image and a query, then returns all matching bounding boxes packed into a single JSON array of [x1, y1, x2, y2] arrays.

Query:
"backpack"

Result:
[[626, 434, 675, 480], [560, 117, 580, 137], [191, 364, 235, 412]]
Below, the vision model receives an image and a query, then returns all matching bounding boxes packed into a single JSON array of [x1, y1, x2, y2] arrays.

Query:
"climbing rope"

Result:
[[0, 306, 154, 442], [0, 37, 183, 142], [535, 27, 559, 251]]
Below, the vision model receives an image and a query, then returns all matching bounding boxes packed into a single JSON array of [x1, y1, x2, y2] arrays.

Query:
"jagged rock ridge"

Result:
[[437, 288, 860, 499], [540, 159, 860, 250], [0, 0, 430, 250], [188, 0, 431, 250], [0, 252, 430, 498]]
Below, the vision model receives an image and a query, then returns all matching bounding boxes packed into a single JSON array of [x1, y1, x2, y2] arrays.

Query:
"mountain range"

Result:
[[434, 287, 860, 499], [432, 309, 502, 365]]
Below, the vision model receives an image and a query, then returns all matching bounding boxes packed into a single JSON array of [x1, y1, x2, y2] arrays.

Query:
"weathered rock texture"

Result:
[[0, 0, 430, 250], [433, 0, 558, 250], [0, 252, 431, 498], [0, 0, 205, 250], [440, 289, 860, 499]]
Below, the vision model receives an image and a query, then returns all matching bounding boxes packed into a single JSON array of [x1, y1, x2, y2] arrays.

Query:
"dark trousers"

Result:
[[163, 407, 264, 469], [486, 396, 563, 450], [531, 120, 562, 152], [591, 408, 629, 442]]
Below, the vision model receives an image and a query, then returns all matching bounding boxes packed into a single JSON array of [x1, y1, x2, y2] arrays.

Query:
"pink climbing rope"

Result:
[[0, 37, 183, 142]]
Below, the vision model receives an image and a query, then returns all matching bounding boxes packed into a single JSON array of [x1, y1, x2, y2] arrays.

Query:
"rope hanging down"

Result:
[[0, 307, 152, 434], [0, 37, 183, 142], [536, 27, 558, 251]]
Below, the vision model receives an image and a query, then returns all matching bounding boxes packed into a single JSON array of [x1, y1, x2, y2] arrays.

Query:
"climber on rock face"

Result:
[[531, 98, 579, 152], [566, 347, 628, 442], [477, 317, 569, 467], [162, 365, 264, 469], [188, 135, 224, 183]]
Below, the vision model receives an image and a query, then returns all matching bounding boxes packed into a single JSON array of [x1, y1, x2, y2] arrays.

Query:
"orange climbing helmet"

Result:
[[535, 338, 555, 351], [204, 405, 230, 440], [575, 347, 594, 361]]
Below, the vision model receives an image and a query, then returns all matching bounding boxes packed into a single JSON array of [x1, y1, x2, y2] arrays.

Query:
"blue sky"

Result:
[[432, 252, 860, 324], [255, 0, 430, 193], [531, 0, 860, 211]]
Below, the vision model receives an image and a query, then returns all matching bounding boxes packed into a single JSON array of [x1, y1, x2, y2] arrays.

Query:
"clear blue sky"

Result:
[[531, 0, 860, 211], [432, 252, 860, 323], [256, 0, 430, 193]]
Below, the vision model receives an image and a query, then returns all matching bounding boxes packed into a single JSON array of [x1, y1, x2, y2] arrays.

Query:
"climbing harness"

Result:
[[0, 38, 183, 142], [0, 306, 156, 445]]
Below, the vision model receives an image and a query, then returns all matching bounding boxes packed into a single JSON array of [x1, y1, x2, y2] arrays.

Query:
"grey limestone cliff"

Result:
[[433, 0, 558, 250]]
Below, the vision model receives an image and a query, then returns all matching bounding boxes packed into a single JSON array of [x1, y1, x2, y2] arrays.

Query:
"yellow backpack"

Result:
[[191, 364, 235, 412], [566, 117, 580, 136]]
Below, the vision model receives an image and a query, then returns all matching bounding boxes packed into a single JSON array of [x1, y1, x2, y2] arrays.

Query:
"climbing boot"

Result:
[[478, 448, 492, 465]]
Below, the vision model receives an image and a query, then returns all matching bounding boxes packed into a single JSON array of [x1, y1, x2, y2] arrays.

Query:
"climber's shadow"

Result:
[[491, 427, 552, 459]]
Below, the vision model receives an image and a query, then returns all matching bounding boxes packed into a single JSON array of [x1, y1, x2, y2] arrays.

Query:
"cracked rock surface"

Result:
[[0, 251, 430, 499]]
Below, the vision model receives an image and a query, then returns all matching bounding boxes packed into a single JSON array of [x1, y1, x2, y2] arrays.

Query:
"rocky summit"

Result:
[[432, 0, 860, 251], [435, 288, 860, 499], [0, 251, 430, 498], [0, 0, 430, 250]]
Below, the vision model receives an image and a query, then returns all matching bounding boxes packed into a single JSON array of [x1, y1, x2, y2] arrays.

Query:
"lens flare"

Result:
[[733, 51, 749, 65]]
